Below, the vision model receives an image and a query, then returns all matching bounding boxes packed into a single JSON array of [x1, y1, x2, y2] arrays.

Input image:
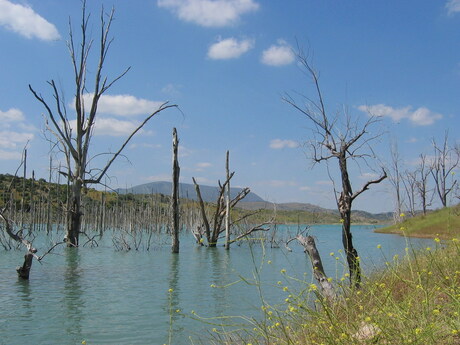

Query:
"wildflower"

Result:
[[168, 288, 173, 293], [309, 284, 317, 291], [199, 238, 204, 243], [400, 212, 406, 218], [210, 284, 216, 288], [365, 316, 371, 322], [426, 247, 431, 251], [175, 309, 180, 313], [340, 218, 345, 223], [280, 268, 286, 274], [415, 328, 422, 335], [285, 298, 290, 303], [283, 286, 289, 292], [452, 330, 458, 335], [434, 237, 440, 243], [277, 281, 282, 285], [432, 309, 440, 315], [400, 226, 406, 231], [82, 341, 86, 345], [377, 244, 381, 249], [275, 322, 280, 327], [330, 252, 335, 256], [267, 260, 272, 264], [212, 328, 217, 332]]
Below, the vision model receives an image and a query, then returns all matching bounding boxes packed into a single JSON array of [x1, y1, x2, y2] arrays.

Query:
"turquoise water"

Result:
[[0, 225, 432, 345]]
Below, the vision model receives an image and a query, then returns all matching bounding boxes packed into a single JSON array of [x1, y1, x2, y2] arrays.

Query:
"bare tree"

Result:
[[29, 2, 176, 246], [416, 154, 432, 215], [283, 50, 387, 287], [402, 169, 418, 217], [430, 132, 459, 208], [171, 128, 180, 253], [388, 141, 404, 221]]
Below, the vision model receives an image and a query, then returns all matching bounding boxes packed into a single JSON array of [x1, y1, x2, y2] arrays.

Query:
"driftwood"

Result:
[[296, 235, 336, 301], [171, 128, 180, 253]]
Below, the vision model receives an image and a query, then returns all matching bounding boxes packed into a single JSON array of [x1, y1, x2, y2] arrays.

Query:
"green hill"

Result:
[[375, 204, 460, 239]]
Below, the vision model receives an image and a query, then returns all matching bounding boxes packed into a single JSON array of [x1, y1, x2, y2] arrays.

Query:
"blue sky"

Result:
[[0, 0, 459, 213]]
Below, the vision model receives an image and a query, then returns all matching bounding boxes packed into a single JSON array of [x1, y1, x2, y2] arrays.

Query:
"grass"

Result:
[[376, 204, 460, 239], [199, 206, 460, 345]]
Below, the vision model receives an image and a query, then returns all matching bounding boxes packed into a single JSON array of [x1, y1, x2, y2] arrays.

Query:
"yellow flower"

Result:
[[283, 286, 289, 292], [168, 288, 173, 293], [340, 218, 345, 223], [82, 341, 86, 345], [199, 238, 204, 243], [267, 260, 272, 264], [400, 226, 406, 231], [280, 268, 286, 274], [377, 244, 381, 249], [400, 212, 405, 217], [434, 237, 440, 243], [210, 284, 216, 288]]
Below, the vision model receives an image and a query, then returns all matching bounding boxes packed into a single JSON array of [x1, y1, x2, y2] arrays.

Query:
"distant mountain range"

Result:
[[116, 181, 265, 203], [116, 181, 393, 222]]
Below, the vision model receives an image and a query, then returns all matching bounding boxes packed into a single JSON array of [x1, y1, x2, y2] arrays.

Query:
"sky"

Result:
[[0, 0, 459, 213]]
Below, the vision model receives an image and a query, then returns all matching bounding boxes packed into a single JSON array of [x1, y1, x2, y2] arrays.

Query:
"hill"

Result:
[[375, 203, 460, 238], [116, 181, 265, 203]]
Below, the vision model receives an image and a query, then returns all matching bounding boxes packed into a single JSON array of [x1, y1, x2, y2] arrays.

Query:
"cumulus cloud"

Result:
[[358, 104, 443, 126], [269, 139, 299, 149], [446, 0, 460, 14], [196, 162, 212, 169], [0, 130, 34, 149], [74, 94, 165, 117], [261, 40, 294, 66], [69, 117, 143, 137], [157, 0, 259, 27], [0, 0, 60, 40], [0, 149, 21, 160], [207, 37, 254, 59], [266, 180, 297, 188], [0, 108, 24, 122]]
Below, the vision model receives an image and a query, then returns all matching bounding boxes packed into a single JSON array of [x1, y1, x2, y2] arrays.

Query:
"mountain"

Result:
[[116, 181, 265, 203]]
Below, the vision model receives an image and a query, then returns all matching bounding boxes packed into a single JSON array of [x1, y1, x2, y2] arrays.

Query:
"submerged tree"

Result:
[[283, 50, 387, 287], [29, 2, 176, 246]]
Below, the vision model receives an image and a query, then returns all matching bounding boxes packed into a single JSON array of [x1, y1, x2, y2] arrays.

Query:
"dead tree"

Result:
[[296, 235, 336, 301], [283, 50, 387, 287], [416, 154, 432, 215], [430, 132, 459, 208], [191, 153, 271, 247], [29, 2, 176, 247], [171, 128, 180, 253]]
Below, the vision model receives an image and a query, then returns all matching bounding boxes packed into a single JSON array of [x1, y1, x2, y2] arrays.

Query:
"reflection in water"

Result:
[[167, 253, 184, 344], [63, 248, 84, 342]]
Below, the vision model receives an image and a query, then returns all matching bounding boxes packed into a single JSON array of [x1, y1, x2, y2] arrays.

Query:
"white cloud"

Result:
[[69, 117, 143, 137], [446, 0, 460, 14], [266, 180, 297, 188], [0, 0, 60, 40], [269, 139, 299, 149], [261, 40, 294, 66], [358, 104, 443, 126], [196, 162, 212, 169], [316, 180, 333, 186], [157, 0, 259, 27], [0, 130, 34, 150], [0, 149, 21, 160], [359, 172, 379, 180], [76, 94, 164, 117], [207, 37, 254, 59], [299, 186, 311, 191], [0, 108, 25, 122]]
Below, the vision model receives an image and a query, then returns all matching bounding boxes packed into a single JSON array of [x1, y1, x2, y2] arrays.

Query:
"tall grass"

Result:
[[194, 215, 460, 344]]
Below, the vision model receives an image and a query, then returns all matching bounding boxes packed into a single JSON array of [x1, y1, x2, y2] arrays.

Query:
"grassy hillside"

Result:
[[207, 206, 460, 345], [376, 204, 460, 239]]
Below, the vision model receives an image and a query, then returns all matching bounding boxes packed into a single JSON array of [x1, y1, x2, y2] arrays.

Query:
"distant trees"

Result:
[[29, 2, 176, 247], [284, 50, 387, 287]]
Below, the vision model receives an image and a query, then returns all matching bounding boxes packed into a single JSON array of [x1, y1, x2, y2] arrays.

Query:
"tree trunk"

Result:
[[338, 155, 361, 287], [171, 128, 180, 253], [225, 151, 231, 250], [297, 235, 336, 301], [66, 180, 82, 247], [16, 252, 34, 280]]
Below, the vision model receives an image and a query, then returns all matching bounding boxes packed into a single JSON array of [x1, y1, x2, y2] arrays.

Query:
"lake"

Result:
[[0, 225, 432, 345]]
